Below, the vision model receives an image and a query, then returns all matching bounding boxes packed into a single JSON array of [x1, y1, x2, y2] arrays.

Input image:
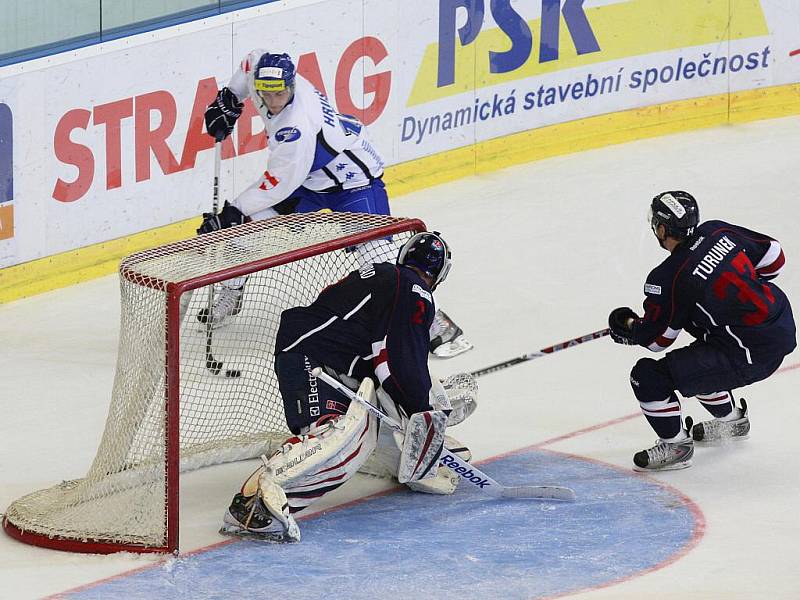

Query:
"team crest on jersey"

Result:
[[644, 283, 662, 295], [275, 127, 301, 142]]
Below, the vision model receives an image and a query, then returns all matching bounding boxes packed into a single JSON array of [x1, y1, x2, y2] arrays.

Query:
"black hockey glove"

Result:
[[197, 201, 247, 235], [608, 307, 639, 345], [204, 87, 243, 141]]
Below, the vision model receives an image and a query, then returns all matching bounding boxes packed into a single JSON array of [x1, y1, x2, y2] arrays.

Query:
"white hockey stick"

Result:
[[311, 368, 575, 501]]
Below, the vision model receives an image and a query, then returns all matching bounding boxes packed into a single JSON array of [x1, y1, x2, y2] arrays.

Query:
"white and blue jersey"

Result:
[[227, 49, 387, 220]]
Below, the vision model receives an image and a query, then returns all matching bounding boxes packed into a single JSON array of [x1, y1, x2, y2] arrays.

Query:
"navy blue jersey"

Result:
[[275, 262, 435, 415], [630, 220, 795, 365]]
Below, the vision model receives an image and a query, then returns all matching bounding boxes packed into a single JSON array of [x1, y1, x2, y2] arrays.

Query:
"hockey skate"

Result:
[[220, 468, 300, 543], [429, 309, 473, 358], [633, 418, 694, 471], [692, 399, 750, 443], [197, 284, 244, 329]]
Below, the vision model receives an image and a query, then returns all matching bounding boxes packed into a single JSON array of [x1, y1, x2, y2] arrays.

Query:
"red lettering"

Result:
[[134, 90, 180, 182], [52, 109, 94, 202], [335, 37, 391, 125], [93, 98, 133, 190], [179, 78, 221, 170], [297, 52, 328, 96], [237, 99, 267, 156]]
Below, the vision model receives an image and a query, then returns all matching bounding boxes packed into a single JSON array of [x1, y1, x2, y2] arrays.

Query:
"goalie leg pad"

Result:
[[267, 378, 379, 513], [397, 410, 448, 484]]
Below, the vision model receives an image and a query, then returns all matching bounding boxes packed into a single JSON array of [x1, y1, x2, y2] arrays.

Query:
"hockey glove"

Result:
[[205, 87, 243, 141], [608, 306, 639, 345], [197, 201, 248, 234]]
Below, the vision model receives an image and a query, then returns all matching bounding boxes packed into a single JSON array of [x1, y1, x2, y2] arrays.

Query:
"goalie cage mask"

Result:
[[397, 231, 452, 289]]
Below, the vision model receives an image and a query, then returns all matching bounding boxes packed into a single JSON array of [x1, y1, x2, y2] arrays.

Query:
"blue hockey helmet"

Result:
[[397, 231, 452, 289], [253, 52, 296, 95], [649, 191, 699, 240]]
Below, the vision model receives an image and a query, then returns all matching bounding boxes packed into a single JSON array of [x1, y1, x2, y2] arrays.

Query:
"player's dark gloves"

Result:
[[205, 87, 243, 141], [608, 307, 639, 345], [197, 201, 247, 234]]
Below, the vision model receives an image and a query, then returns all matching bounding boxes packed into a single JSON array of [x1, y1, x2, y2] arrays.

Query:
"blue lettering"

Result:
[[489, 0, 532, 74], [438, 0, 485, 87], [438, 0, 600, 87]]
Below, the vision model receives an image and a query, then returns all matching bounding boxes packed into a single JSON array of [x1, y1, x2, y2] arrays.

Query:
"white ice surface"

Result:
[[1, 116, 799, 599]]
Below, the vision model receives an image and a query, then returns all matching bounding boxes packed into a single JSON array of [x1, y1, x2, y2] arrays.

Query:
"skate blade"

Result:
[[633, 459, 692, 473], [219, 524, 298, 543], [431, 337, 474, 358], [694, 434, 750, 445]]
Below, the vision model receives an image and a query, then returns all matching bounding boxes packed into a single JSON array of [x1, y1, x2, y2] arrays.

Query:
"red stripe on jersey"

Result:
[[373, 347, 388, 369], [654, 335, 676, 348], [757, 249, 785, 276]]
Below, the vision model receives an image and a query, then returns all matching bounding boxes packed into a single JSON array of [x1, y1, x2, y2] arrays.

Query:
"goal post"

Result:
[[3, 212, 425, 554]]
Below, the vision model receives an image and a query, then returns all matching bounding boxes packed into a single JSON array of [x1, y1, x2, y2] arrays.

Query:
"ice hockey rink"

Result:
[[1, 116, 798, 600]]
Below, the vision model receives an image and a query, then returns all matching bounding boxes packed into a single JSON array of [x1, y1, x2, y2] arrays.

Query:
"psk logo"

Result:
[[431, 239, 443, 252], [274, 126, 301, 142], [0, 102, 12, 241]]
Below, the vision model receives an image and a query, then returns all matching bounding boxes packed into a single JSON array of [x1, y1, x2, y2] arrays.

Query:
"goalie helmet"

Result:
[[253, 52, 296, 95], [397, 231, 452, 290], [649, 191, 699, 240]]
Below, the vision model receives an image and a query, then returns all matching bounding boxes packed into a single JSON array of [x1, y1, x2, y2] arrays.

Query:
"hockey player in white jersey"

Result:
[[198, 50, 471, 357]]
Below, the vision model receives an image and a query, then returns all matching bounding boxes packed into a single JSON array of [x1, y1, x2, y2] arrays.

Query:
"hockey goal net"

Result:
[[2, 212, 424, 554]]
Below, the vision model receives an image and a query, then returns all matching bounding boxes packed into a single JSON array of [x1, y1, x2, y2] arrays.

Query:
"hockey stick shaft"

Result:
[[312, 368, 575, 501], [469, 328, 610, 378], [204, 140, 240, 378]]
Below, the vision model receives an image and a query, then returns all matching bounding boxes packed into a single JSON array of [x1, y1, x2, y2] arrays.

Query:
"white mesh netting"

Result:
[[3, 213, 420, 551]]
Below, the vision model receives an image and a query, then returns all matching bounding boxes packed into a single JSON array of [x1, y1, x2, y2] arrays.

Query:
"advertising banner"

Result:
[[0, 0, 798, 270]]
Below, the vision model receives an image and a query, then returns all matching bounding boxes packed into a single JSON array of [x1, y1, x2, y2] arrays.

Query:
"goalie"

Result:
[[220, 231, 477, 542]]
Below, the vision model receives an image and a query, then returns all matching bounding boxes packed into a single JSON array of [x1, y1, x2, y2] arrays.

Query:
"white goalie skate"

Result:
[[429, 309, 473, 358], [220, 459, 300, 543], [197, 284, 244, 329]]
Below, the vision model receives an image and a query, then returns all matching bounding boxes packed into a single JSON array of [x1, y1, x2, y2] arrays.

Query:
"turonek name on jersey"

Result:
[[692, 235, 737, 281]]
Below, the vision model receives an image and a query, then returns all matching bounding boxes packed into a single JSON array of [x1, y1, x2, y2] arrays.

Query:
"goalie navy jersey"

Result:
[[275, 262, 435, 415], [630, 220, 796, 365]]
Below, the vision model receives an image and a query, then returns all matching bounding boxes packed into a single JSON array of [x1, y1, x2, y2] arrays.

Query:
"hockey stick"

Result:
[[312, 368, 575, 501], [469, 328, 610, 378], [204, 139, 241, 379]]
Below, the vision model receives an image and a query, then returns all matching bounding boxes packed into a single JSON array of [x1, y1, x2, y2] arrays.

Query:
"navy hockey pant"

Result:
[[630, 341, 786, 439], [274, 352, 351, 434]]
